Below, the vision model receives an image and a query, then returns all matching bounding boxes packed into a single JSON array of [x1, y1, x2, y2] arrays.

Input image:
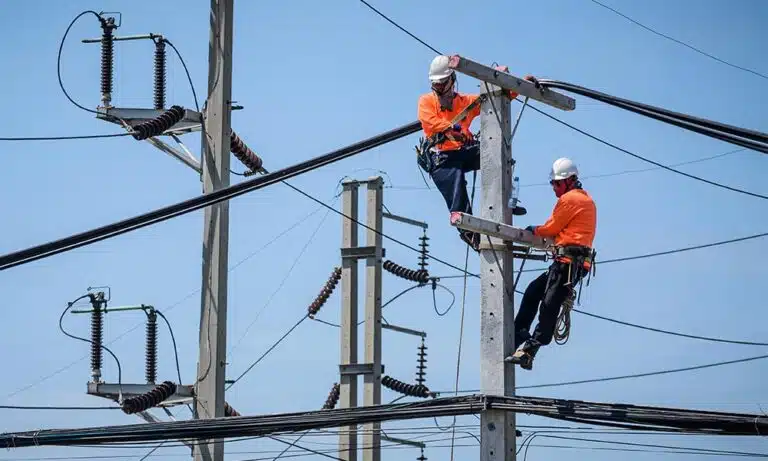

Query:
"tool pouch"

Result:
[[415, 136, 435, 174]]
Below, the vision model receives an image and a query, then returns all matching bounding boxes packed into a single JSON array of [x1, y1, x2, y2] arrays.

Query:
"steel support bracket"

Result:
[[339, 363, 384, 376], [87, 382, 195, 407], [341, 246, 385, 259], [381, 323, 426, 338], [96, 107, 204, 135]]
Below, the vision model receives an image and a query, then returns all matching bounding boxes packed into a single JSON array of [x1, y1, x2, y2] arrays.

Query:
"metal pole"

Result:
[[194, 0, 233, 460], [339, 181, 359, 461], [363, 177, 383, 461], [478, 85, 516, 461]]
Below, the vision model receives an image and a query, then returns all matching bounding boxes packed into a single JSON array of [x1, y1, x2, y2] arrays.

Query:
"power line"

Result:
[[0, 120, 422, 271], [390, 147, 748, 190], [0, 133, 132, 141], [357, 1, 768, 198], [357, 0, 440, 54], [589, 0, 768, 81], [442, 353, 768, 393], [0, 405, 120, 411], [573, 309, 768, 346], [524, 102, 768, 200]]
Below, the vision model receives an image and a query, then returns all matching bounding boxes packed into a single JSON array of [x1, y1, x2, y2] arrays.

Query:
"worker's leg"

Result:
[[514, 270, 549, 349], [531, 262, 583, 345], [430, 157, 471, 214]]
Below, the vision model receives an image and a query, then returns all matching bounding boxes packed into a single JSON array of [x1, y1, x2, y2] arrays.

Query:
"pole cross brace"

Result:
[[447, 55, 576, 111], [87, 383, 195, 407], [340, 246, 385, 259], [451, 212, 552, 250], [339, 363, 385, 376]]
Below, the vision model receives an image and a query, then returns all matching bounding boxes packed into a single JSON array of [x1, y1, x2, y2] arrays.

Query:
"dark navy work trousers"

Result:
[[429, 144, 480, 214]]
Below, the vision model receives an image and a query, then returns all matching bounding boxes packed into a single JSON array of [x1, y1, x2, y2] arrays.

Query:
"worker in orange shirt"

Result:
[[508, 157, 597, 370], [417, 55, 536, 250]]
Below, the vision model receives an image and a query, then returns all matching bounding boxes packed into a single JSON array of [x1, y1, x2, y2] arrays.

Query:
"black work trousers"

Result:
[[515, 260, 585, 348], [429, 144, 480, 215]]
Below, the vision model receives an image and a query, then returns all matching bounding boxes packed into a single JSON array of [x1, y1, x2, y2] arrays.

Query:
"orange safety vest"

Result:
[[417, 89, 519, 152], [533, 188, 597, 268]]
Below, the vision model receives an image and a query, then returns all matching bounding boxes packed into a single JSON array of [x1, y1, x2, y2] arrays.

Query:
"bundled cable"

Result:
[[383, 260, 429, 284], [323, 383, 340, 410], [537, 79, 768, 154], [231, 131, 264, 173], [131, 105, 185, 140], [120, 381, 176, 414], [308, 267, 341, 318], [381, 375, 434, 399]]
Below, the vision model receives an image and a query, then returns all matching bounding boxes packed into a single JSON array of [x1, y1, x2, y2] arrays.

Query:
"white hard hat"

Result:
[[550, 157, 578, 181], [429, 55, 454, 81]]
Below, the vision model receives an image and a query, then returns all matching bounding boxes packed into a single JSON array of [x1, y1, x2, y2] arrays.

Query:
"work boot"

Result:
[[459, 230, 479, 252], [505, 340, 540, 370]]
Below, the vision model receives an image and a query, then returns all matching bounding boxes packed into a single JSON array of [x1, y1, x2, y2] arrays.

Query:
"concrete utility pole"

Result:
[[194, 0, 233, 461], [339, 181, 359, 461], [337, 178, 384, 461], [478, 85, 516, 461]]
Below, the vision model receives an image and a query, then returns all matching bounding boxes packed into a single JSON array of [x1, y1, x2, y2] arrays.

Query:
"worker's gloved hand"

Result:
[[524, 74, 541, 88], [452, 123, 462, 131], [525, 225, 537, 234]]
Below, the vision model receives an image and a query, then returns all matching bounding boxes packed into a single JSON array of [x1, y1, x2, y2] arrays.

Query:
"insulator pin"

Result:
[[153, 39, 166, 110], [383, 260, 429, 284], [121, 381, 176, 414], [323, 383, 340, 410], [131, 105, 185, 140], [308, 267, 342, 318], [381, 375, 433, 399], [145, 310, 158, 384], [99, 17, 117, 107], [224, 402, 241, 417], [230, 131, 264, 173]]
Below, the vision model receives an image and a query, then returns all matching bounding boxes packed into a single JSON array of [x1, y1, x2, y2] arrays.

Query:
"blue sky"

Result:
[[0, 0, 767, 459]]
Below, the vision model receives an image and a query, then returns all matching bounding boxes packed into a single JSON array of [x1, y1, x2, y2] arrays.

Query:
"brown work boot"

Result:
[[505, 340, 540, 370], [459, 230, 480, 252]]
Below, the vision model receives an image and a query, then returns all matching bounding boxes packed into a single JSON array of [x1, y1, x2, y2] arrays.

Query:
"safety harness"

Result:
[[415, 94, 487, 174], [552, 244, 597, 345]]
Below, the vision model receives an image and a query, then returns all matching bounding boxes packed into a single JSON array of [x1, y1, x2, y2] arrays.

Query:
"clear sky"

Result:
[[0, 0, 767, 460]]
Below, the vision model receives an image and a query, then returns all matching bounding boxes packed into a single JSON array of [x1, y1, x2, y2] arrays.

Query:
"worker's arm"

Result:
[[418, 96, 453, 135], [530, 197, 578, 238]]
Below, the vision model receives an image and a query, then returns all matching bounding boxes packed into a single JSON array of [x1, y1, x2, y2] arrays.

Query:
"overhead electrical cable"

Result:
[[573, 309, 768, 346], [0, 121, 422, 271], [2, 394, 765, 448], [588, 0, 768, 81], [442, 353, 768, 394], [356, 0, 768, 199], [0, 133, 132, 141]]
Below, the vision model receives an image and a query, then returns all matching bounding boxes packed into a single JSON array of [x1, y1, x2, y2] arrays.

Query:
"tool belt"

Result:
[[552, 244, 597, 305]]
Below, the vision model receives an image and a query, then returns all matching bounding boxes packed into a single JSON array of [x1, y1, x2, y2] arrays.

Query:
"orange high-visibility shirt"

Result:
[[534, 188, 596, 249], [417, 89, 518, 152]]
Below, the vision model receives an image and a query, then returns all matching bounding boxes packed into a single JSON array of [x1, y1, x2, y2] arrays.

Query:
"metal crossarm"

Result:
[[450, 212, 552, 250], [447, 55, 576, 111]]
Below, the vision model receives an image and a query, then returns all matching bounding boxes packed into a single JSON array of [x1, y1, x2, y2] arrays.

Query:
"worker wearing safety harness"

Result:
[[509, 157, 597, 370], [416, 55, 535, 250]]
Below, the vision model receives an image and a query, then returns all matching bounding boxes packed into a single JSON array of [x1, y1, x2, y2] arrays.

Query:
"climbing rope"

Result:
[[554, 289, 577, 345]]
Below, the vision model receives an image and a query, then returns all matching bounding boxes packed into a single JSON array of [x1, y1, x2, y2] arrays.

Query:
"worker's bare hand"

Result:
[[494, 65, 510, 73]]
